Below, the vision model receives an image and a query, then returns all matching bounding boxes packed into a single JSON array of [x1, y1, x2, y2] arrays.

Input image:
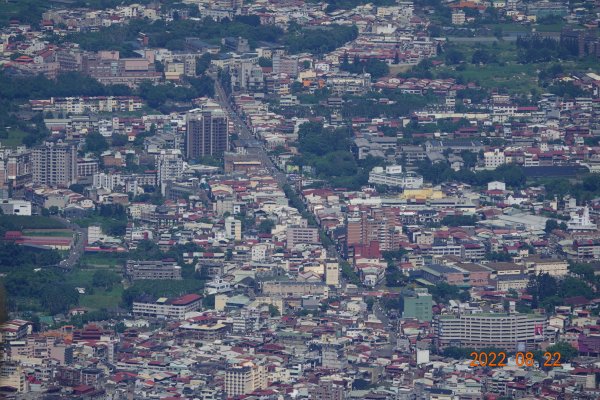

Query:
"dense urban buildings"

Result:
[[1, 0, 600, 397]]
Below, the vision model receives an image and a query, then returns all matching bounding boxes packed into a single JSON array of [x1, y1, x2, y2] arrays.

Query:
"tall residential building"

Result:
[[325, 260, 340, 287], [225, 363, 267, 397], [185, 110, 228, 160], [272, 54, 299, 77], [32, 141, 77, 188], [403, 288, 433, 322], [433, 313, 548, 351], [0, 147, 32, 190], [156, 149, 184, 196], [346, 207, 402, 252], [225, 216, 242, 241]]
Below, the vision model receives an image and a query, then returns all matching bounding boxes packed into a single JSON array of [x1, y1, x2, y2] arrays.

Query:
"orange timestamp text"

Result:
[[469, 351, 562, 368]]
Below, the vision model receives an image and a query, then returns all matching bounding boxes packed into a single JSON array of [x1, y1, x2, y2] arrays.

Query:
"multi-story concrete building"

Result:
[[132, 294, 201, 319], [368, 166, 424, 189], [231, 59, 265, 92], [433, 313, 548, 351], [403, 288, 433, 322], [272, 54, 299, 77], [156, 149, 183, 196], [346, 207, 403, 252], [261, 281, 329, 297], [225, 216, 242, 241], [185, 110, 228, 160], [321, 342, 347, 370], [325, 260, 340, 287], [76, 158, 99, 183], [82, 50, 161, 87], [327, 72, 372, 95], [484, 149, 506, 170], [451, 10, 465, 25], [521, 256, 568, 277], [225, 362, 267, 397], [309, 381, 346, 400], [0, 147, 32, 190], [32, 141, 77, 188], [29, 96, 143, 114], [494, 274, 529, 291], [125, 260, 182, 281], [0, 363, 27, 393], [286, 226, 319, 249], [573, 239, 600, 260]]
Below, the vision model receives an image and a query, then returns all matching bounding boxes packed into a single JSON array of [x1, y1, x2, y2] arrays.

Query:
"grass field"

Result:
[[436, 33, 600, 96], [81, 252, 128, 267], [436, 41, 538, 94], [0, 215, 67, 230], [79, 286, 124, 310], [65, 267, 124, 310], [388, 65, 412, 76], [0, 129, 27, 148], [484, 23, 530, 33], [438, 62, 541, 94]]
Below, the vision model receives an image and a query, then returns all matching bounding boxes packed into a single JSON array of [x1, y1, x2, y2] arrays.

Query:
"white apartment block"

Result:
[[225, 216, 242, 241], [368, 166, 424, 189], [156, 149, 183, 196], [434, 313, 548, 351], [132, 294, 201, 319], [484, 149, 506, 170]]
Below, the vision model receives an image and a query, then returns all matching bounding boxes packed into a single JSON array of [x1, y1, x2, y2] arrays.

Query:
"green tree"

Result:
[[111, 134, 129, 147], [195, 53, 213, 76], [546, 341, 578, 362], [0, 283, 8, 323], [385, 264, 407, 287], [203, 294, 215, 309], [268, 304, 280, 317], [526, 273, 558, 308], [41, 283, 79, 315], [445, 49, 465, 65], [545, 219, 559, 233], [341, 261, 361, 286], [92, 270, 121, 290], [115, 322, 126, 333], [430, 282, 470, 303], [559, 276, 594, 299], [69, 184, 86, 194], [569, 262, 595, 282], [258, 57, 272, 67], [471, 49, 496, 64], [85, 132, 109, 155], [258, 219, 275, 234], [442, 215, 477, 227]]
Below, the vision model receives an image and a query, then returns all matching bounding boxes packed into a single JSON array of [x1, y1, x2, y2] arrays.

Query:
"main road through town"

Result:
[[209, 69, 287, 188], [53, 216, 86, 270], [210, 70, 401, 344], [209, 69, 346, 273]]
